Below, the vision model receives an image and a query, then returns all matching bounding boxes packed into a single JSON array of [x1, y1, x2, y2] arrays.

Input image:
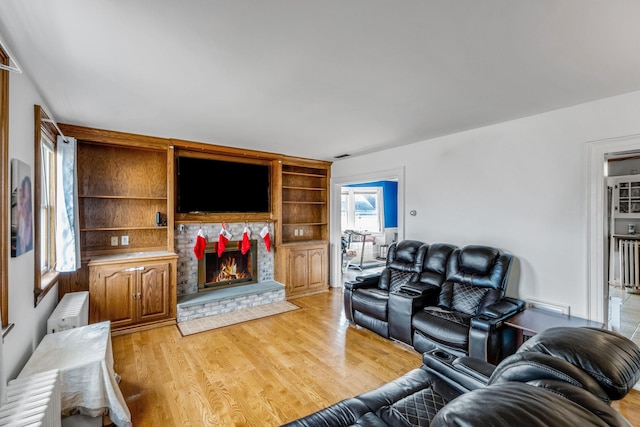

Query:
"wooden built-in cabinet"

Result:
[[279, 163, 329, 243], [57, 124, 177, 334], [276, 243, 328, 299], [274, 160, 330, 298], [58, 124, 333, 308], [77, 141, 173, 254], [88, 253, 177, 335]]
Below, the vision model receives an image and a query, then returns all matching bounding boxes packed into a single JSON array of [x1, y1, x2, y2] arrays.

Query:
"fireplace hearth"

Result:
[[198, 240, 258, 292]]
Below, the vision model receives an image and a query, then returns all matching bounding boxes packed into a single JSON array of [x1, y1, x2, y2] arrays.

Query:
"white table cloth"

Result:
[[18, 321, 131, 427]]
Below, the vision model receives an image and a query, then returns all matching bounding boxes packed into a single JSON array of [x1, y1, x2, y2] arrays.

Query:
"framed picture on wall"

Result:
[[11, 159, 33, 257]]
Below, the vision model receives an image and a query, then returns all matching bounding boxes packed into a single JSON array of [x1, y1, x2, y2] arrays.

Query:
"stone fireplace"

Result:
[[198, 240, 258, 291], [175, 222, 281, 323], [175, 222, 274, 296]]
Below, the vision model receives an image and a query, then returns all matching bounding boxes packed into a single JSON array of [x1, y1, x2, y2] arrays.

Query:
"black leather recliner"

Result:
[[411, 245, 524, 363], [282, 327, 640, 427], [387, 242, 457, 345], [343, 240, 425, 338]]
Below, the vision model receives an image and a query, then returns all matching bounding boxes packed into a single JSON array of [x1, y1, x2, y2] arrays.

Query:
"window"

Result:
[[34, 106, 58, 305], [341, 187, 383, 233], [0, 48, 8, 326]]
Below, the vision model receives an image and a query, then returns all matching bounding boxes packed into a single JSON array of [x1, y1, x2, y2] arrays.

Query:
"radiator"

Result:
[[619, 239, 640, 287], [0, 369, 61, 427], [47, 291, 89, 334]]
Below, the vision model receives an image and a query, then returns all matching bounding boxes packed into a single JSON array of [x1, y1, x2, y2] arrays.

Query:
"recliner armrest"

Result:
[[398, 283, 439, 297], [451, 357, 495, 386], [473, 297, 525, 332], [344, 276, 380, 292], [356, 272, 382, 283], [422, 350, 491, 392], [482, 297, 525, 318]]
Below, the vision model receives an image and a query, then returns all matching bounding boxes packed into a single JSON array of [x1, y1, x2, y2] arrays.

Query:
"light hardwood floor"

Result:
[[111, 288, 640, 426]]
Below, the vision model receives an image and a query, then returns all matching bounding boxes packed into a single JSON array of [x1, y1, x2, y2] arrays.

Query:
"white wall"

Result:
[[5, 67, 59, 380], [332, 90, 640, 318]]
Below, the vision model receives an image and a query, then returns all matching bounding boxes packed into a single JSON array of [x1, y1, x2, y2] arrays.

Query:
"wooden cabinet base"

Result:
[[111, 318, 177, 337], [88, 251, 177, 334], [275, 242, 328, 299], [286, 287, 329, 300]]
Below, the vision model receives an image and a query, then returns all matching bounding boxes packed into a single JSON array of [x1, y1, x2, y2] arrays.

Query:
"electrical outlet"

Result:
[[299, 229, 304, 236], [111, 236, 118, 246], [121, 235, 129, 245], [294, 229, 299, 236]]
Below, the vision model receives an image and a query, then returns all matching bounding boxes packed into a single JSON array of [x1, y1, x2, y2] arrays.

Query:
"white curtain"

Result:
[[56, 135, 80, 271]]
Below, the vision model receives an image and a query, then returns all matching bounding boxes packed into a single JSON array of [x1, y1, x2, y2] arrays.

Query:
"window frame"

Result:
[[34, 105, 59, 306], [340, 187, 384, 233]]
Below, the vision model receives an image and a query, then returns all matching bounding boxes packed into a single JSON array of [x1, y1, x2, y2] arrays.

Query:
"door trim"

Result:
[[329, 167, 405, 288], [587, 134, 640, 323]]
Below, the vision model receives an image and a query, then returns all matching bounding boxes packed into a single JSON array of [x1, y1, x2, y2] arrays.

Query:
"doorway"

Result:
[[588, 134, 640, 348], [330, 167, 405, 288]]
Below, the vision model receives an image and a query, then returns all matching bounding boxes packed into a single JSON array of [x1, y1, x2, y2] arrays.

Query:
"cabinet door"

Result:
[[288, 249, 309, 293], [307, 248, 326, 290], [97, 266, 137, 328], [138, 263, 170, 323]]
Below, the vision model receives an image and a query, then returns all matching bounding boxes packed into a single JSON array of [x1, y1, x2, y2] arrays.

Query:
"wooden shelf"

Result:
[[283, 171, 327, 178], [79, 195, 167, 200], [278, 162, 330, 245], [76, 137, 173, 256], [282, 201, 326, 205], [81, 226, 167, 232], [282, 186, 325, 191]]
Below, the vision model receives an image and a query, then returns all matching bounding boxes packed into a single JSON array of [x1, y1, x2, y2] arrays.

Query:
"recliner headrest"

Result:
[[445, 245, 512, 290], [516, 327, 640, 400], [416, 243, 457, 287], [488, 352, 609, 402], [387, 240, 423, 267], [457, 245, 500, 275], [431, 382, 631, 427]]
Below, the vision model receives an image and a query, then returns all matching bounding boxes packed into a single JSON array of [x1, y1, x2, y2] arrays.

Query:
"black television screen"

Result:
[[177, 156, 270, 213]]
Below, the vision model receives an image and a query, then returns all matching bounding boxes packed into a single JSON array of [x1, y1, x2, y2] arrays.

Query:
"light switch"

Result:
[[111, 236, 118, 246]]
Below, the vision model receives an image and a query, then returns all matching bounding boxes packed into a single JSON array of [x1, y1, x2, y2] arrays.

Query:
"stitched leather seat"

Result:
[[344, 240, 425, 338], [412, 245, 521, 363], [282, 327, 640, 427]]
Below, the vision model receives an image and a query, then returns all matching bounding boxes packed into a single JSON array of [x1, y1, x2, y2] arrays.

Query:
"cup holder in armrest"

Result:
[[433, 350, 453, 360], [425, 348, 455, 364], [395, 287, 420, 297]]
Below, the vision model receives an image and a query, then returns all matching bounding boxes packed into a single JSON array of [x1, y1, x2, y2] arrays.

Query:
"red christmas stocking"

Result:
[[241, 226, 251, 254], [260, 225, 271, 252], [193, 228, 206, 260], [217, 223, 233, 257]]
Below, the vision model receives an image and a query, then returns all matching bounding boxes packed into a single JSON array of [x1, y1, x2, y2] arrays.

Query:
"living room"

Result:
[[3, 2, 640, 426]]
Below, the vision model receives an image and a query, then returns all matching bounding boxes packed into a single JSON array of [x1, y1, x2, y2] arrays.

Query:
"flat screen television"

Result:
[[177, 156, 270, 213]]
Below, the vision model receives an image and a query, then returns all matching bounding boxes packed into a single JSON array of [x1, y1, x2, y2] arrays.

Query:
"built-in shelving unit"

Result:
[[77, 142, 172, 255], [280, 164, 329, 243], [275, 161, 331, 298]]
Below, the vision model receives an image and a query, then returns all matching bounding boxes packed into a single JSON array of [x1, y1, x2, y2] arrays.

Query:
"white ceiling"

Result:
[[2, 1, 640, 161]]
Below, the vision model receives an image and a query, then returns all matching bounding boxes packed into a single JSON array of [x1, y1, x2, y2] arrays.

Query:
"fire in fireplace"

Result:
[[198, 240, 258, 291]]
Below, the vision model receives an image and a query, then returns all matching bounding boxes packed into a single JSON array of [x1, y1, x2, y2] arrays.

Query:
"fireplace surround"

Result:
[[198, 239, 258, 292]]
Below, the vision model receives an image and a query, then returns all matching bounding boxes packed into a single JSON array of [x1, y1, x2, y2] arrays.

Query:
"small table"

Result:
[[504, 307, 604, 347], [18, 321, 132, 427]]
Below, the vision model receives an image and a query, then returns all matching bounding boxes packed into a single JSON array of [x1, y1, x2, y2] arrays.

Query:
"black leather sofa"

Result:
[[282, 327, 640, 426], [344, 241, 524, 364]]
